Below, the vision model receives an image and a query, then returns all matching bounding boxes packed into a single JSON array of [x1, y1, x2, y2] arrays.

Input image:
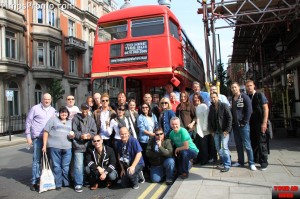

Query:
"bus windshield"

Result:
[[98, 22, 127, 41], [93, 77, 124, 99], [131, 17, 164, 37]]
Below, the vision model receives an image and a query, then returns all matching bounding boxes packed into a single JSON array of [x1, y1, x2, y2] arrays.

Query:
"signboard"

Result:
[[110, 56, 148, 64], [124, 41, 148, 55], [5, 90, 14, 101]]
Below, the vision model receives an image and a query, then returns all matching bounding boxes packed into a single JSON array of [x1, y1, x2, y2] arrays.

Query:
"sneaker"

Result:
[[217, 163, 224, 168], [221, 167, 230, 172], [250, 165, 257, 171], [56, 187, 62, 191], [208, 158, 215, 163], [133, 184, 139, 189], [138, 171, 145, 183], [75, 185, 83, 193], [232, 162, 241, 167], [261, 167, 268, 171], [30, 184, 37, 191]]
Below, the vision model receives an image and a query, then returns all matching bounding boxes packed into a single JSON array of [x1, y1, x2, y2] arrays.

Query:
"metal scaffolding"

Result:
[[197, 0, 300, 81]]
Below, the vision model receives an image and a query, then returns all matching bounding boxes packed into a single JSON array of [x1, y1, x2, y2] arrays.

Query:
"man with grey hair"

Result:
[[93, 93, 101, 110], [189, 81, 210, 106], [25, 93, 56, 191]]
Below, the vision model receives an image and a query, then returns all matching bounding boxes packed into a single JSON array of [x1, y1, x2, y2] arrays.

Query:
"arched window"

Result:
[[8, 81, 19, 116], [35, 84, 42, 105]]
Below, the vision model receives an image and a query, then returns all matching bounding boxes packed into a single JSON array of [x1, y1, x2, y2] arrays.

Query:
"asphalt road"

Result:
[[0, 144, 169, 199]]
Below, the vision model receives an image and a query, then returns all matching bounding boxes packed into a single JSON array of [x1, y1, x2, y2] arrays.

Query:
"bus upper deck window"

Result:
[[98, 23, 127, 41], [131, 17, 164, 37]]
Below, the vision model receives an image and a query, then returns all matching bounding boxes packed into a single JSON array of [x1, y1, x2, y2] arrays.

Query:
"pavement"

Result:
[[1, 132, 300, 199]]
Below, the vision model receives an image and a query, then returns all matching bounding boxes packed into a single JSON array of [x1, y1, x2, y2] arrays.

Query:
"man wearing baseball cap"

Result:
[[70, 103, 97, 193]]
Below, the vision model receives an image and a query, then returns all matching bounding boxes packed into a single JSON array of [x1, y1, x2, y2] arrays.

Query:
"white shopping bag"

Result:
[[39, 152, 56, 193]]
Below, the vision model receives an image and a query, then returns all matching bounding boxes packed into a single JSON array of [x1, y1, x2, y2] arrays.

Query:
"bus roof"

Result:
[[98, 5, 179, 25]]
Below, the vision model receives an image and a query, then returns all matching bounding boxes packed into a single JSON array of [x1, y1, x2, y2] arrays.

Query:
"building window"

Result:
[[92, 5, 96, 15], [48, 4, 55, 27], [37, 3, 44, 24], [69, 55, 76, 74], [35, 84, 42, 105], [37, 42, 45, 66], [5, 30, 16, 59], [68, 20, 75, 36], [70, 87, 77, 98], [89, 31, 94, 47], [49, 44, 56, 67], [8, 81, 19, 116]]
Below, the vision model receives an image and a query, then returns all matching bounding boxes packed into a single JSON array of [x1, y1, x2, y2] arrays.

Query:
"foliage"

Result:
[[213, 63, 230, 96], [47, 79, 65, 107]]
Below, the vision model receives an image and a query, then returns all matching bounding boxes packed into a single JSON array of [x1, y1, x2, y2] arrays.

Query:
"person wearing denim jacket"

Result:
[[231, 82, 257, 171], [158, 97, 175, 138], [137, 103, 158, 174]]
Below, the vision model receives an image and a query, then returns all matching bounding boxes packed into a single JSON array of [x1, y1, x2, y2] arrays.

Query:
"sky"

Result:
[[113, 0, 235, 71]]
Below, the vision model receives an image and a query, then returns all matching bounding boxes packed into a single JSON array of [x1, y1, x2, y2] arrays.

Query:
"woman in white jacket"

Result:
[[192, 93, 211, 165]]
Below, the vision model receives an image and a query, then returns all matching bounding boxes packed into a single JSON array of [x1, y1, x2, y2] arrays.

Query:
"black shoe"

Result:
[[30, 184, 37, 191], [56, 187, 62, 191], [166, 179, 173, 185], [221, 168, 230, 172]]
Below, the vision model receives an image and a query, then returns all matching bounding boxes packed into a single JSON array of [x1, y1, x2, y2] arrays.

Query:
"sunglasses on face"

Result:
[[161, 102, 168, 105], [155, 133, 164, 136], [93, 140, 101, 143], [102, 99, 109, 102], [67, 98, 74, 101], [142, 106, 149, 109], [118, 108, 125, 111]]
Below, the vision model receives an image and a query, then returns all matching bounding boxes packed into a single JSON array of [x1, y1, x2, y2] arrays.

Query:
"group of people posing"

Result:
[[25, 80, 270, 193]]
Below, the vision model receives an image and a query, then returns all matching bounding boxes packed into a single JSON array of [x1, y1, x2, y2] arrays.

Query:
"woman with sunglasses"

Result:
[[146, 128, 175, 185], [85, 135, 118, 190], [109, 105, 137, 150], [42, 106, 73, 190], [137, 103, 158, 175], [193, 93, 211, 165], [159, 97, 175, 138], [176, 91, 197, 139]]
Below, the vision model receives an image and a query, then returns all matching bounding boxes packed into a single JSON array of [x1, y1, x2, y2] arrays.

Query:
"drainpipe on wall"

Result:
[[26, 0, 31, 109]]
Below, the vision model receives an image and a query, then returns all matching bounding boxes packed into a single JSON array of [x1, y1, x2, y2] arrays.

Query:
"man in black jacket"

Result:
[[246, 80, 269, 170], [86, 135, 118, 190], [208, 92, 232, 172]]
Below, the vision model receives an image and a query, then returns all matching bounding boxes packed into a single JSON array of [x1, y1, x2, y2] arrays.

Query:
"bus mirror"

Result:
[[171, 76, 180, 87]]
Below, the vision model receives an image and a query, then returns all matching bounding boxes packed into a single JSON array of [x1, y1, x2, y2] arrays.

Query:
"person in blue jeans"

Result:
[[146, 128, 175, 185], [208, 92, 233, 172], [169, 117, 199, 179], [71, 103, 97, 193], [231, 82, 257, 171], [42, 106, 73, 190], [25, 93, 56, 191]]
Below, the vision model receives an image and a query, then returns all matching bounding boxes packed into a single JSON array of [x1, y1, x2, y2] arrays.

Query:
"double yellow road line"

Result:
[[138, 183, 168, 199]]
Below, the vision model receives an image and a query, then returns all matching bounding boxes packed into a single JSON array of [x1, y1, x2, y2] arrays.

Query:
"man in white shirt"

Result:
[[66, 95, 80, 120]]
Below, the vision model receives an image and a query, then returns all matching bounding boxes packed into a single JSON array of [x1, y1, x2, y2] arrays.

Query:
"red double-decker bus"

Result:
[[91, 5, 205, 104]]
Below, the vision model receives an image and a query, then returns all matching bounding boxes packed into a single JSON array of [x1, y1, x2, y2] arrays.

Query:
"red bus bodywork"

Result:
[[91, 5, 205, 103]]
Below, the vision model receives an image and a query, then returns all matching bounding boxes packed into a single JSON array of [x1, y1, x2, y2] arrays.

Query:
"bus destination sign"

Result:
[[110, 41, 148, 64], [124, 41, 148, 55]]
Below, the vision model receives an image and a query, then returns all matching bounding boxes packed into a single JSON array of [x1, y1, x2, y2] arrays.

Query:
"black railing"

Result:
[[0, 114, 26, 136]]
